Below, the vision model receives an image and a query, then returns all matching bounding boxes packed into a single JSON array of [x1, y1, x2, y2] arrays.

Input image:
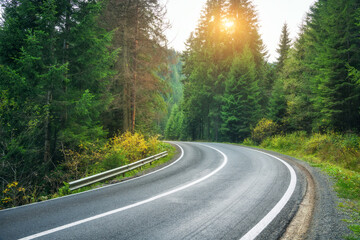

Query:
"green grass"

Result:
[[243, 132, 360, 239]]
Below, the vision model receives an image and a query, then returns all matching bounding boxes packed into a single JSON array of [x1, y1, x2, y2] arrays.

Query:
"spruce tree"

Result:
[[268, 23, 291, 125], [0, 0, 115, 194], [306, 0, 360, 131], [100, 0, 169, 134], [276, 23, 291, 71], [181, 0, 265, 141], [221, 46, 261, 142]]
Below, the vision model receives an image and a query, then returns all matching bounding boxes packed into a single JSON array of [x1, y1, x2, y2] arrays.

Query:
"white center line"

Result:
[[19, 143, 228, 240]]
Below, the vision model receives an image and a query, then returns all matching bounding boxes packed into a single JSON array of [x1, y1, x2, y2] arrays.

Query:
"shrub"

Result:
[[146, 135, 161, 155], [304, 133, 331, 154], [1, 181, 29, 209], [243, 138, 255, 146], [60, 131, 167, 183], [102, 151, 126, 170], [251, 118, 279, 144], [110, 132, 149, 162]]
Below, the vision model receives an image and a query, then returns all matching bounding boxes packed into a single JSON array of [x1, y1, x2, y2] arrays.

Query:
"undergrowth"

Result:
[[1, 132, 176, 209], [53, 141, 176, 198]]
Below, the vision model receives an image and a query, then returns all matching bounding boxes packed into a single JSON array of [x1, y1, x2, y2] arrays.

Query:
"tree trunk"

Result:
[[131, 2, 139, 133], [44, 90, 52, 165]]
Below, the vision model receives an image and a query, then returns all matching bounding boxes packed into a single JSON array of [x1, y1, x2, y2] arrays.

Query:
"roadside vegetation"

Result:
[[0, 0, 181, 210], [167, 0, 360, 238], [243, 119, 360, 239], [1, 132, 175, 210]]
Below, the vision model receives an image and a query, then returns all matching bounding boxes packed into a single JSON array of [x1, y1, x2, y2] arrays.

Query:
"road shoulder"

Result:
[[245, 146, 351, 239]]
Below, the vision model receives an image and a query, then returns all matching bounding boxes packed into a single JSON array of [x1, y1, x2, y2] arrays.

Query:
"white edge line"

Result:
[[1, 142, 184, 213], [19, 143, 228, 240], [239, 148, 297, 240]]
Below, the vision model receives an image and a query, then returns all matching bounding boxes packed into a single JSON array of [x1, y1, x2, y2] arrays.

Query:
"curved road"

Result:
[[0, 142, 305, 240]]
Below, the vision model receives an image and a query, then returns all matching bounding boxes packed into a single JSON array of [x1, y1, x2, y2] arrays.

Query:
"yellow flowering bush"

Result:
[[147, 135, 161, 155], [110, 132, 149, 162], [61, 131, 166, 182], [1, 181, 28, 209], [251, 118, 279, 144]]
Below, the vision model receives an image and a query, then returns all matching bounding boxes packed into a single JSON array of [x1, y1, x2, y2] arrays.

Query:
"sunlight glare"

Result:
[[222, 18, 234, 31]]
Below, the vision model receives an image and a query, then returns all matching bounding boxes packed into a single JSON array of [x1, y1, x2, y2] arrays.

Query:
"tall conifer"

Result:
[[276, 23, 291, 71]]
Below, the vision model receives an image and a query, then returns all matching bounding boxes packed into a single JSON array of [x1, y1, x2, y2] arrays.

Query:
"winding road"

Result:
[[0, 142, 305, 240]]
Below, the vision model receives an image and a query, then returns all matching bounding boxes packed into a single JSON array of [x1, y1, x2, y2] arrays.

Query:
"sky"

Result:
[[161, 0, 317, 62]]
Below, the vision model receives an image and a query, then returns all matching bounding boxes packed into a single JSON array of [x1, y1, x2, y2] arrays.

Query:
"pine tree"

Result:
[[306, 0, 360, 131], [268, 77, 286, 124], [180, 0, 265, 141], [100, 0, 169, 135], [165, 104, 184, 140], [0, 0, 115, 194], [221, 46, 261, 142], [276, 23, 291, 71], [268, 23, 291, 125]]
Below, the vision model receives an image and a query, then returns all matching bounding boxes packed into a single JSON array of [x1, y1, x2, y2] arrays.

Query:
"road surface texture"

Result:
[[1, 142, 339, 240]]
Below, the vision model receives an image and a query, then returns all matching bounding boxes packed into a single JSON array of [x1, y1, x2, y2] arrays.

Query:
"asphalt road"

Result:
[[0, 142, 305, 240]]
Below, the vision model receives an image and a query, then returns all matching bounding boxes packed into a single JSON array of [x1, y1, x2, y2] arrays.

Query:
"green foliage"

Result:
[[260, 132, 360, 173], [221, 46, 261, 142], [59, 131, 166, 182], [101, 152, 126, 171], [165, 104, 185, 140], [242, 138, 256, 146], [267, 77, 287, 124], [251, 118, 279, 144], [57, 182, 70, 197], [0, 0, 116, 206], [265, 0, 360, 134], [99, 0, 169, 135], [1, 181, 28, 209], [180, 0, 266, 141], [276, 23, 291, 71], [59, 89, 108, 147], [160, 51, 184, 135], [348, 65, 360, 86], [250, 131, 360, 238], [305, 0, 360, 132]]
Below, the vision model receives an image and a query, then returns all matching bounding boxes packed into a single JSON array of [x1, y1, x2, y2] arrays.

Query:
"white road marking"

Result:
[[3, 142, 184, 213], [19, 143, 228, 240], [239, 149, 297, 240]]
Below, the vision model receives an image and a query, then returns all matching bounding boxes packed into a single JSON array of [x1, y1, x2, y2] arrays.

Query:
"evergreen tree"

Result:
[[268, 23, 291, 125], [268, 77, 286, 124], [221, 46, 261, 142], [276, 23, 291, 71], [165, 104, 184, 140], [306, 0, 360, 131], [100, 0, 169, 135], [180, 0, 265, 141], [0, 0, 115, 194]]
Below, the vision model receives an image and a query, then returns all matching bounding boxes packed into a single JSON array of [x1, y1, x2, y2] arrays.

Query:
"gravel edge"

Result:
[[245, 147, 351, 239]]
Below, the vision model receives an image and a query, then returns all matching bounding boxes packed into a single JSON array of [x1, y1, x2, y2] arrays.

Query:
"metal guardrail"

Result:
[[69, 151, 168, 191]]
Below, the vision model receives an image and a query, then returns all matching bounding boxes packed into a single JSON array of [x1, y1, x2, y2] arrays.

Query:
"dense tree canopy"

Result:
[[1, 0, 359, 207], [172, 0, 360, 142], [178, 0, 266, 141], [0, 0, 172, 200]]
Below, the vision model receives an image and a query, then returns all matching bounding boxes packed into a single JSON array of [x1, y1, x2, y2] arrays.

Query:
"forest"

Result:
[[0, 0, 359, 213], [166, 0, 360, 142], [0, 0, 182, 207]]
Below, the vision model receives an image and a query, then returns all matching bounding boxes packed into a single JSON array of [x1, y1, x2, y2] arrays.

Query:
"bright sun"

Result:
[[222, 18, 234, 29]]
